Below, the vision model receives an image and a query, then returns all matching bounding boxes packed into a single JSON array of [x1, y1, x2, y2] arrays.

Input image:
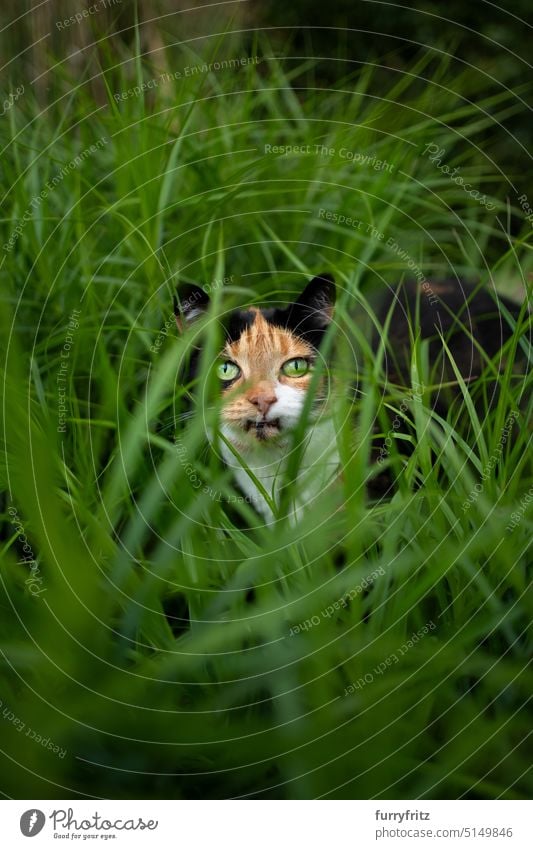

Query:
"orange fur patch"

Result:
[[220, 310, 315, 424]]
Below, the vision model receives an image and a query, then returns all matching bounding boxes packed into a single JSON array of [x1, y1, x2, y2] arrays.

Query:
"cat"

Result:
[[174, 274, 524, 521], [174, 275, 338, 521]]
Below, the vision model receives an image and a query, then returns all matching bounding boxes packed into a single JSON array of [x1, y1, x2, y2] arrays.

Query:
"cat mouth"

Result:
[[245, 418, 281, 439]]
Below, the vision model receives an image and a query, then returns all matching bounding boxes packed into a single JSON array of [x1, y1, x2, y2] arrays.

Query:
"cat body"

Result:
[[219, 415, 339, 521], [372, 278, 523, 396]]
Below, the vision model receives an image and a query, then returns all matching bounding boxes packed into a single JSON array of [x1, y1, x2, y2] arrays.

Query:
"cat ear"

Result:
[[295, 273, 336, 326], [173, 283, 210, 331]]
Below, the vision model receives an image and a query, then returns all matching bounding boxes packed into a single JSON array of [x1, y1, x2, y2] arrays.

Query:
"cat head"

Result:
[[174, 274, 335, 447]]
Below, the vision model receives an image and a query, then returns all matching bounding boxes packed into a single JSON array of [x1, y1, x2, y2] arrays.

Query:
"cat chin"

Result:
[[219, 420, 295, 452], [243, 418, 281, 441]]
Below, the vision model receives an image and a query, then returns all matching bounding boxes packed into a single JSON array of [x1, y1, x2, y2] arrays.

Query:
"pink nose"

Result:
[[248, 389, 277, 416]]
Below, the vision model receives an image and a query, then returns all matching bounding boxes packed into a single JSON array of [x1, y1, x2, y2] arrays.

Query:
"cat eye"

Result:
[[216, 360, 241, 381], [281, 357, 310, 377]]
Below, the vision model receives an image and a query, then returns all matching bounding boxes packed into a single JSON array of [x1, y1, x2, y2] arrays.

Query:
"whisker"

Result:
[[173, 410, 196, 422]]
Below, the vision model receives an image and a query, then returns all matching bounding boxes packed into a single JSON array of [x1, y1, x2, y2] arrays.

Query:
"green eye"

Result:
[[216, 361, 241, 381], [281, 357, 310, 377]]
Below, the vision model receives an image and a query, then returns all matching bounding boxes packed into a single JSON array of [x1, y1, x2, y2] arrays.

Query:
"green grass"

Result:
[[0, 38, 531, 799]]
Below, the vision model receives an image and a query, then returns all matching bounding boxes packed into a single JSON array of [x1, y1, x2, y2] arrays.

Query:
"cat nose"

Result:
[[248, 384, 277, 416]]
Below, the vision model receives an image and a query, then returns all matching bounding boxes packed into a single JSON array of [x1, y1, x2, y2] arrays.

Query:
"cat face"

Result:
[[174, 275, 335, 447]]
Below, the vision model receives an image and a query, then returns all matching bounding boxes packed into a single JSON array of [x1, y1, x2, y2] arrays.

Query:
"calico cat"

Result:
[[174, 274, 523, 520], [174, 275, 338, 520]]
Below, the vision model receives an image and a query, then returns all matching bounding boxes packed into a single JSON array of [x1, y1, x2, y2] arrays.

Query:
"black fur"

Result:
[[174, 273, 336, 355], [375, 278, 523, 394], [173, 273, 524, 397]]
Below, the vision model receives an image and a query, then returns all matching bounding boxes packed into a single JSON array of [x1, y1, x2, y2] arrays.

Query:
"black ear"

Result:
[[173, 283, 210, 331], [294, 273, 336, 326]]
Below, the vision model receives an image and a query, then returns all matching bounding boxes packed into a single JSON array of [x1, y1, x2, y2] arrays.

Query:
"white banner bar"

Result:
[[1, 799, 530, 848]]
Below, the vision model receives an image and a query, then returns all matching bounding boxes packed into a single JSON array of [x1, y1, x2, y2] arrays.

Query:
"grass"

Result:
[[0, 36, 531, 799]]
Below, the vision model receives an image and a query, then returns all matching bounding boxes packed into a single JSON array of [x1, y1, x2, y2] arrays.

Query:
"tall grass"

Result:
[[0, 35, 531, 799]]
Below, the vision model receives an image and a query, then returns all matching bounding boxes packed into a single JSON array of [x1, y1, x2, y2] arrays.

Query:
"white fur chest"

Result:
[[219, 419, 339, 523]]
